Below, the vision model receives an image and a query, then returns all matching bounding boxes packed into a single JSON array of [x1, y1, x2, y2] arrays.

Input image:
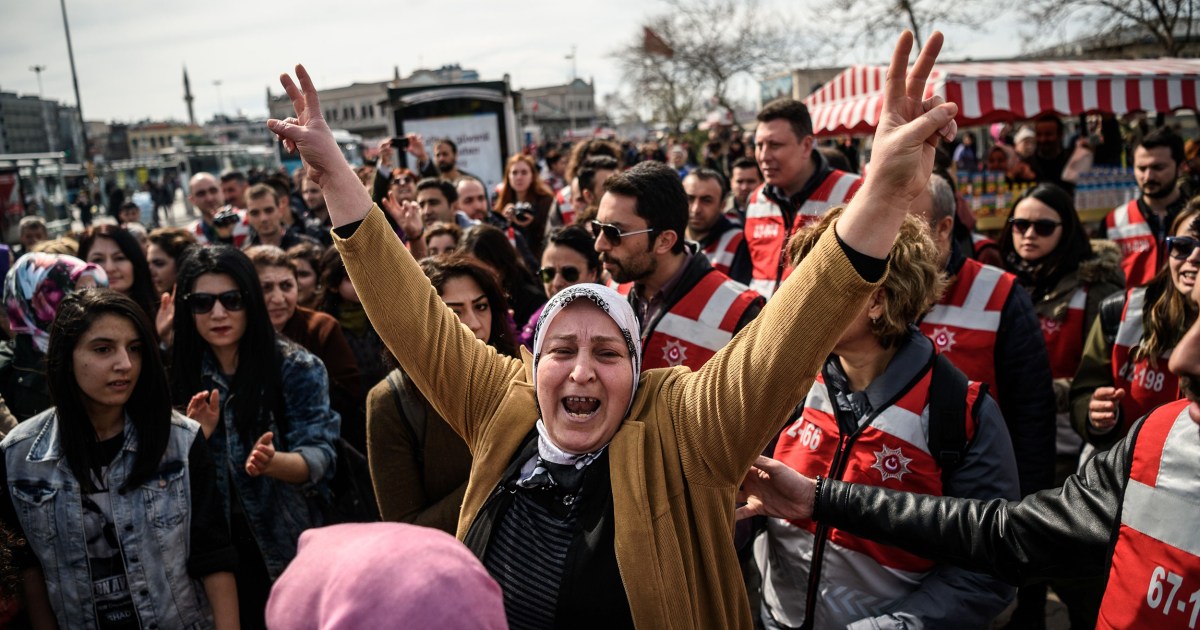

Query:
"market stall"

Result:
[[804, 58, 1200, 228]]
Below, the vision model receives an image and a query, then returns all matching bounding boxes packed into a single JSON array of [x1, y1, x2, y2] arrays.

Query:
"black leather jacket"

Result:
[[816, 413, 1146, 586]]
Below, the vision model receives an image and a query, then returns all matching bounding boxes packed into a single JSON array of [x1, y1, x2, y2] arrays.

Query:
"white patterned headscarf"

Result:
[[528, 283, 642, 460]]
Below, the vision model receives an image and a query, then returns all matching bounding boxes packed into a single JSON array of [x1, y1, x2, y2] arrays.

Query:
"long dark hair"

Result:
[[998, 183, 1093, 297], [460, 223, 538, 294], [420, 254, 519, 358], [47, 289, 171, 492], [318, 246, 351, 315], [79, 225, 159, 324], [170, 246, 283, 443]]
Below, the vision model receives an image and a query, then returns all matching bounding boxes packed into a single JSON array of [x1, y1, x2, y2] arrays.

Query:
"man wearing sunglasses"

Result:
[[744, 99, 862, 299], [594, 161, 764, 371], [1105, 127, 1189, 288]]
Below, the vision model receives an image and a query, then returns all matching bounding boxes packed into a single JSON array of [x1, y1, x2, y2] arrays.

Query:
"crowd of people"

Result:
[[1, 30, 1200, 630]]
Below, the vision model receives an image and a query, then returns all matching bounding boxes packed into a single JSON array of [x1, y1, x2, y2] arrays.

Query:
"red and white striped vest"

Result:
[[700, 228, 745, 277], [619, 271, 759, 371], [1106, 200, 1158, 288], [1112, 287, 1181, 434], [919, 259, 1016, 394], [971, 232, 998, 259], [1096, 400, 1200, 629], [743, 171, 861, 299], [1042, 286, 1089, 380], [189, 210, 252, 249], [762, 366, 982, 628]]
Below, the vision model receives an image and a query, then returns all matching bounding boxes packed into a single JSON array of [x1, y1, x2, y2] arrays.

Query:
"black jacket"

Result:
[[0, 336, 51, 422], [817, 409, 1151, 586]]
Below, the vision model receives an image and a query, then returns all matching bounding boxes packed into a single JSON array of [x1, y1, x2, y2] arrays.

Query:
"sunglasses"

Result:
[[1166, 235, 1200, 260], [589, 220, 655, 245], [539, 266, 581, 284], [185, 290, 245, 315], [390, 177, 413, 186], [1008, 218, 1062, 237]]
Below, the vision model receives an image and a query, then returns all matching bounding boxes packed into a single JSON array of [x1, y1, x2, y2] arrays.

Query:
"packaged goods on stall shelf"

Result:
[[960, 168, 1138, 230]]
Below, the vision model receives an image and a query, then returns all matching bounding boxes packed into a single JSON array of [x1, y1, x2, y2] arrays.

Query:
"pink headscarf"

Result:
[[266, 523, 507, 630]]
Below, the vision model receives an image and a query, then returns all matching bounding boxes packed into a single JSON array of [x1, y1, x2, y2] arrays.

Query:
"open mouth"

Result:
[[562, 396, 601, 419], [108, 380, 131, 390]]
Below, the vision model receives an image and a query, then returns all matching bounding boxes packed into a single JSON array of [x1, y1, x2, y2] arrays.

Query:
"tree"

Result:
[[615, 0, 810, 132], [1028, 0, 1195, 57], [828, 0, 1000, 53]]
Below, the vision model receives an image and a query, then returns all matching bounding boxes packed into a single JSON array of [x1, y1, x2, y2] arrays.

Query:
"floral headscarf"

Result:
[[4, 253, 108, 353]]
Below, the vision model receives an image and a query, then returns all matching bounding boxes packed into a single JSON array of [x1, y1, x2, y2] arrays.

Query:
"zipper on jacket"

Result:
[[799, 429, 858, 630]]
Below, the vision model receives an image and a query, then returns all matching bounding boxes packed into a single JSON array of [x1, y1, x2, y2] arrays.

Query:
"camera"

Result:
[[513, 201, 534, 220], [212, 208, 241, 228], [391, 136, 410, 151]]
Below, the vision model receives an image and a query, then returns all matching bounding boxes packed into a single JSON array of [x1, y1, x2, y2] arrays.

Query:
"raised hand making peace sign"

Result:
[[835, 31, 958, 260]]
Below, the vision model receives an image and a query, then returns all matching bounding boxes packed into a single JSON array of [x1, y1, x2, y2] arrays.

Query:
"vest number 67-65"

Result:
[[785, 420, 822, 451], [1146, 565, 1200, 627]]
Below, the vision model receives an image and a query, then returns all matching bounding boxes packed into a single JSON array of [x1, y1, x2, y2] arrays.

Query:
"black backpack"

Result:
[[926, 353, 985, 485]]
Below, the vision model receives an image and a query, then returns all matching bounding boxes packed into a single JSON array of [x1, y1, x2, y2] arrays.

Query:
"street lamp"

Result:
[[213, 80, 224, 119], [29, 65, 46, 98]]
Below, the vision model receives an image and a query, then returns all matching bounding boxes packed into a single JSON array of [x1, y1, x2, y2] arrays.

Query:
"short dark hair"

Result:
[[685, 167, 729, 199], [578, 155, 619, 196], [246, 183, 278, 205], [119, 200, 140, 213], [730, 156, 761, 177], [546, 225, 601, 272], [1034, 114, 1064, 136], [603, 161, 688, 254], [1140, 126, 1185, 165], [545, 150, 563, 166], [435, 138, 458, 154], [757, 98, 813, 142], [147, 227, 197, 263], [264, 174, 292, 201], [220, 170, 247, 184], [416, 177, 458, 205], [48, 289, 172, 492]]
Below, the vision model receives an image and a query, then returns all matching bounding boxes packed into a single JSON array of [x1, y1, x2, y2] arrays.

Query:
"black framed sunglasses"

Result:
[[184, 290, 245, 315], [589, 220, 655, 245], [539, 266, 581, 284], [1166, 235, 1200, 260], [1008, 218, 1062, 237]]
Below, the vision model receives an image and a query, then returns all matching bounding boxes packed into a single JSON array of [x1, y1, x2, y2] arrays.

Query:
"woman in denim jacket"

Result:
[[170, 246, 339, 630], [1, 289, 238, 629]]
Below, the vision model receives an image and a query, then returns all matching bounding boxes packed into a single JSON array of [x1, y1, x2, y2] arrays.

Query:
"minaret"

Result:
[[183, 66, 196, 126]]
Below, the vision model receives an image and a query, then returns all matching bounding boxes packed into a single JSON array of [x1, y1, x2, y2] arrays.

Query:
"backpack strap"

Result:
[[386, 370, 428, 467], [928, 353, 970, 486], [1098, 291, 1127, 346]]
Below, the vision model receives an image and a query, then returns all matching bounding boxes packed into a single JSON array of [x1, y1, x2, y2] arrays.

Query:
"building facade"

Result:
[[520, 78, 598, 140]]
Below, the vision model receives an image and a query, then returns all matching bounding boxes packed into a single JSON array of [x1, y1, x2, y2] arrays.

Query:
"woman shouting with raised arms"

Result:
[[267, 30, 956, 630]]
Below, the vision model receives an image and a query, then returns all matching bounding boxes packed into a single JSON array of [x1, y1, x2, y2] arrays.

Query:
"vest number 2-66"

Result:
[[785, 420, 823, 451], [1146, 566, 1200, 627]]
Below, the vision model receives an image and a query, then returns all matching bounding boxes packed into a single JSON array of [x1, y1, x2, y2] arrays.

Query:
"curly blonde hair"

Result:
[[788, 208, 948, 348]]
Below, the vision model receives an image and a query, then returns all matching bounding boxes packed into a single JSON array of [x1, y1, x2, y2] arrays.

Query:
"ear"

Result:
[[654, 229, 679, 255], [867, 288, 887, 320], [800, 134, 815, 155], [935, 215, 954, 245]]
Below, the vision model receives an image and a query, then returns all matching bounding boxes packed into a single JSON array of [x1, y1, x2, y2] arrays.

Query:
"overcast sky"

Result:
[[1, 0, 1034, 124]]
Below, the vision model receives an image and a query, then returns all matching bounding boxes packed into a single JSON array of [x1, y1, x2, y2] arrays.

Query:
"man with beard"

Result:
[[738, 259, 1200, 630], [594, 161, 763, 371], [432, 138, 478, 184], [1105, 127, 1189, 287], [1028, 115, 1073, 191]]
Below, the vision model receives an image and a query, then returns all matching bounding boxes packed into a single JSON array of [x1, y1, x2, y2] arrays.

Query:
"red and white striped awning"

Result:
[[805, 58, 1200, 136]]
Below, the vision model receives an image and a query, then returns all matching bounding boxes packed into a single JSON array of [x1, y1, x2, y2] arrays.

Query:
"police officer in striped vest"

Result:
[[744, 99, 862, 299], [737, 259, 1200, 630], [914, 174, 1057, 499], [593, 161, 763, 372], [684, 168, 752, 285], [1103, 127, 1189, 288]]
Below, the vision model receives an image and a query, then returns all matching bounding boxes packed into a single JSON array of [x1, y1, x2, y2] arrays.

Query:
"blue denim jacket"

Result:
[[1, 409, 212, 630], [201, 336, 339, 578]]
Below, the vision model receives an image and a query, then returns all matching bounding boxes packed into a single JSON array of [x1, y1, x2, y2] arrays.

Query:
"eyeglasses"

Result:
[[390, 177, 413, 186], [1166, 236, 1200, 260], [1008, 218, 1062, 237], [589, 220, 655, 245], [185, 290, 245, 315], [539, 266, 581, 284]]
